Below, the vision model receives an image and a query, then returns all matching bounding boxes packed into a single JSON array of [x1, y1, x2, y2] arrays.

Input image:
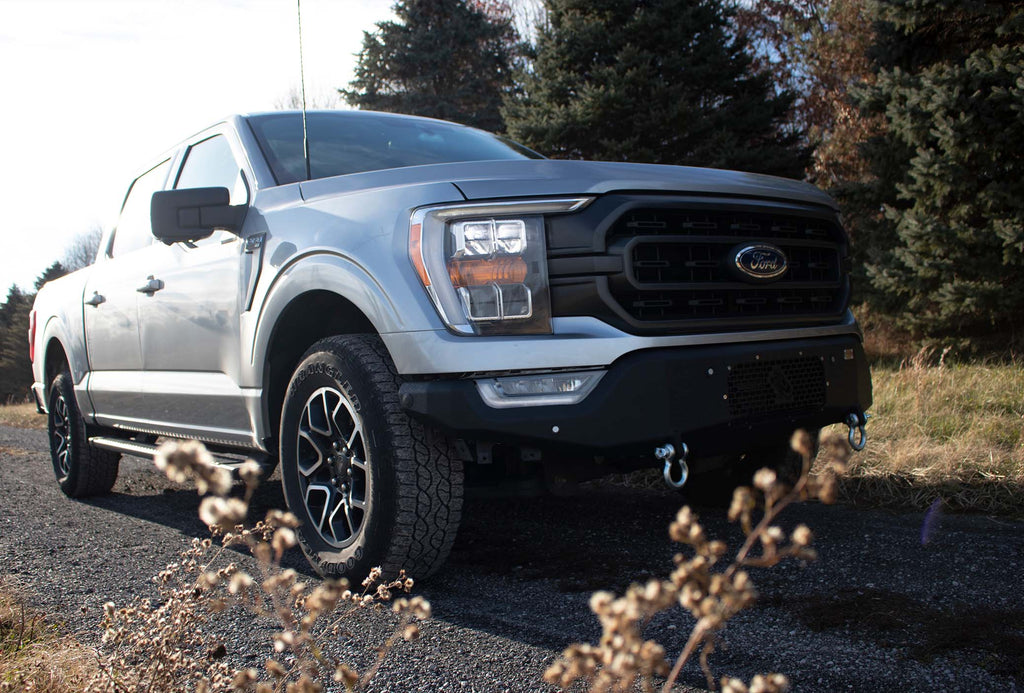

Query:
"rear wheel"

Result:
[[279, 335, 463, 581], [47, 371, 120, 498]]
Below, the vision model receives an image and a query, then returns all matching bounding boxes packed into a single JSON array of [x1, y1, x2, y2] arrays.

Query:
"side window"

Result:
[[111, 159, 171, 258], [175, 134, 248, 205]]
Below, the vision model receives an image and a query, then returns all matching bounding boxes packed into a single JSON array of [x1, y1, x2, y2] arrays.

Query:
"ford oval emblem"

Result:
[[734, 244, 788, 281]]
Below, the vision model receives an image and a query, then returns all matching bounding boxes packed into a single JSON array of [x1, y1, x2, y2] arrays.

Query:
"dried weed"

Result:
[[85, 441, 429, 692], [545, 430, 851, 692]]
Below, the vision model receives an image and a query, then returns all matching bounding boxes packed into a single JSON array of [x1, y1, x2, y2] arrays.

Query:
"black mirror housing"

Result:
[[151, 187, 247, 244]]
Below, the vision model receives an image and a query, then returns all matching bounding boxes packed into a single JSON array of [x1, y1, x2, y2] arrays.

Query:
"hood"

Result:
[[298, 159, 838, 210], [449, 159, 837, 210]]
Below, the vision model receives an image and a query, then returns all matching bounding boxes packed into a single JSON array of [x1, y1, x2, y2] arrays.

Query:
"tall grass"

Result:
[[0, 403, 43, 430], [831, 356, 1024, 514], [0, 579, 99, 692]]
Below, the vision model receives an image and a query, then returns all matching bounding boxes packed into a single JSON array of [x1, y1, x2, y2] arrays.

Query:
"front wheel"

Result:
[[47, 371, 120, 498], [279, 335, 463, 581]]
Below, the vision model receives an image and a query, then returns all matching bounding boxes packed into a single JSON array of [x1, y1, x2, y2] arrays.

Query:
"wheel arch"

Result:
[[259, 289, 379, 451], [44, 338, 70, 388], [39, 316, 86, 411]]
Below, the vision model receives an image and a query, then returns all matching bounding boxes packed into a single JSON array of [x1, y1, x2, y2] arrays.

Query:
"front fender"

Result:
[[247, 251, 404, 379]]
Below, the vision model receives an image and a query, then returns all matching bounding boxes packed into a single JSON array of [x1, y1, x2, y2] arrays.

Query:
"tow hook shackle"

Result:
[[846, 412, 869, 451], [657, 442, 690, 489]]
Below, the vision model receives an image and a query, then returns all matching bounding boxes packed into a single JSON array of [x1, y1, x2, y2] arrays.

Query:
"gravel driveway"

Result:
[[1, 423, 1021, 692]]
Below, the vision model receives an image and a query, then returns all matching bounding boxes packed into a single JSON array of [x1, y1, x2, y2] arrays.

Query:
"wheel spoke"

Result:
[[296, 429, 326, 477], [347, 427, 361, 453], [328, 396, 346, 439], [344, 503, 359, 536], [305, 484, 331, 535], [350, 454, 367, 472], [328, 494, 351, 540], [305, 395, 332, 437]]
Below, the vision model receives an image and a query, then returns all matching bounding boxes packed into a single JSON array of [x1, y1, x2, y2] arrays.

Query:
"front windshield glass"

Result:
[[247, 112, 542, 185]]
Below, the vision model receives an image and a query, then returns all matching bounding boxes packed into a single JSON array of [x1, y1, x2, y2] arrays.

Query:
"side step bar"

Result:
[[88, 436, 250, 472], [89, 436, 161, 459]]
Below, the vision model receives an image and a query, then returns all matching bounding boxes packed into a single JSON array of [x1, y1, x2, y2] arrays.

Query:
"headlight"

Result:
[[410, 198, 592, 335]]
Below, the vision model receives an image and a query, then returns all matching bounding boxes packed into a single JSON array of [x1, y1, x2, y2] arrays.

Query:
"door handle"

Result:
[[136, 276, 164, 295], [84, 292, 105, 306]]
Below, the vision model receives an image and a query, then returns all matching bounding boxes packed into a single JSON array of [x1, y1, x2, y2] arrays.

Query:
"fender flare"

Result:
[[39, 315, 88, 407], [248, 251, 405, 380]]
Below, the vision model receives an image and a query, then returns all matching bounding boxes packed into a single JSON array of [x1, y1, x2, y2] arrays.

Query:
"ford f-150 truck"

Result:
[[30, 110, 871, 580]]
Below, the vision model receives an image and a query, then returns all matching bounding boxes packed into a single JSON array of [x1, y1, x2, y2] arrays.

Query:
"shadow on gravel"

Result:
[[765, 588, 1024, 679], [448, 488, 690, 593], [78, 471, 320, 576], [81, 489, 211, 537]]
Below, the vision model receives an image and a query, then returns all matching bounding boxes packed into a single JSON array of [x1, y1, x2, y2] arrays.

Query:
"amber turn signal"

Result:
[[447, 257, 528, 288]]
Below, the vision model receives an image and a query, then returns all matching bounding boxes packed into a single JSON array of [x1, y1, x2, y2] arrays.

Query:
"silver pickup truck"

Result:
[[30, 110, 871, 580]]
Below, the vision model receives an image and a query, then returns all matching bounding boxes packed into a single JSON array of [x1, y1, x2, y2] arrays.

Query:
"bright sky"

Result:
[[0, 0, 394, 291]]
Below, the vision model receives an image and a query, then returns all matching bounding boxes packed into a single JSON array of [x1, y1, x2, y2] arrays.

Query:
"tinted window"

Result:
[[111, 159, 170, 258], [175, 134, 248, 204], [248, 112, 542, 185]]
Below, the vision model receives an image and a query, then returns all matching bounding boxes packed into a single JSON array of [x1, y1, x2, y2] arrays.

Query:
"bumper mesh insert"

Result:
[[727, 357, 826, 417]]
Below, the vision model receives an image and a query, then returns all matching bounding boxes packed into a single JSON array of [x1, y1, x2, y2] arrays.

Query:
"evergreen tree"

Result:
[[0, 285, 33, 403], [34, 261, 67, 291], [342, 0, 520, 132], [503, 0, 808, 177], [852, 0, 1024, 336]]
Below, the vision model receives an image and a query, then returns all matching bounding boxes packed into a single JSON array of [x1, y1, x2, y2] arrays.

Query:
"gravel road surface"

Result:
[[2, 423, 1021, 692]]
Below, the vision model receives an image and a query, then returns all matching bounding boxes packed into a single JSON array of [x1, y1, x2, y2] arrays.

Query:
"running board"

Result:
[[88, 436, 244, 471], [89, 436, 161, 459]]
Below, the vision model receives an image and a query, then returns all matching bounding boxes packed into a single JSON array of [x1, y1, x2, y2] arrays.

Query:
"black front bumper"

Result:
[[399, 334, 872, 458]]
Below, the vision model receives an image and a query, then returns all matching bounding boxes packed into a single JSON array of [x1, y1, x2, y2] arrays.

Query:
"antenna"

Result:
[[297, 0, 311, 182]]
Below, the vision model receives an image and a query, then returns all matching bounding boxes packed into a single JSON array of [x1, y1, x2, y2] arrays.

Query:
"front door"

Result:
[[135, 133, 253, 444]]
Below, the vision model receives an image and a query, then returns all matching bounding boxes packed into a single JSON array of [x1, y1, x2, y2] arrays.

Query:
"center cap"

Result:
[[330, 449, 351, 476]]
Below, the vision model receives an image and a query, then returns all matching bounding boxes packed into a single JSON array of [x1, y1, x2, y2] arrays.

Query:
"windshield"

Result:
[[247, 112, 542, 185]]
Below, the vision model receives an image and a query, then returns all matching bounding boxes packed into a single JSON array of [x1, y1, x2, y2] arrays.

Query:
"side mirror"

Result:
[[150, 187, 247, 244]]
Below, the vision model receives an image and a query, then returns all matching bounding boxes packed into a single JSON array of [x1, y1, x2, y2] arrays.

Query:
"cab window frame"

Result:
[[107, 158, 172, 259], [173, 132, 251, 207]]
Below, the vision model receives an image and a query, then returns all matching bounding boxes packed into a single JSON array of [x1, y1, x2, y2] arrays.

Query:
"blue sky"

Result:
[[0, 0, 393, 290]]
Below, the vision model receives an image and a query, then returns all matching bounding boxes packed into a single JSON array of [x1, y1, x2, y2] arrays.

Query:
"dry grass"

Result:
[[829, 356, 1024, 515], [0, 403, 44, 430], [0, 578, 100, 693]]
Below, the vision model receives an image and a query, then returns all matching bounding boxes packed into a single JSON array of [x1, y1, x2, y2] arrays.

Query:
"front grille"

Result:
[[726, 357, 826, 417], [546, 197, 850, 335], [611, 209, 845, 323]]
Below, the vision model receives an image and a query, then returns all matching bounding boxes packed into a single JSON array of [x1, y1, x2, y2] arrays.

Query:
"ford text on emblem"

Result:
[[734, 244, 788, 281]]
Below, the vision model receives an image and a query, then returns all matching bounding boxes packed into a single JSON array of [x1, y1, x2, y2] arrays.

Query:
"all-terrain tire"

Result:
[[47, 371, 121, 498], [279, 335, 463, 582]]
